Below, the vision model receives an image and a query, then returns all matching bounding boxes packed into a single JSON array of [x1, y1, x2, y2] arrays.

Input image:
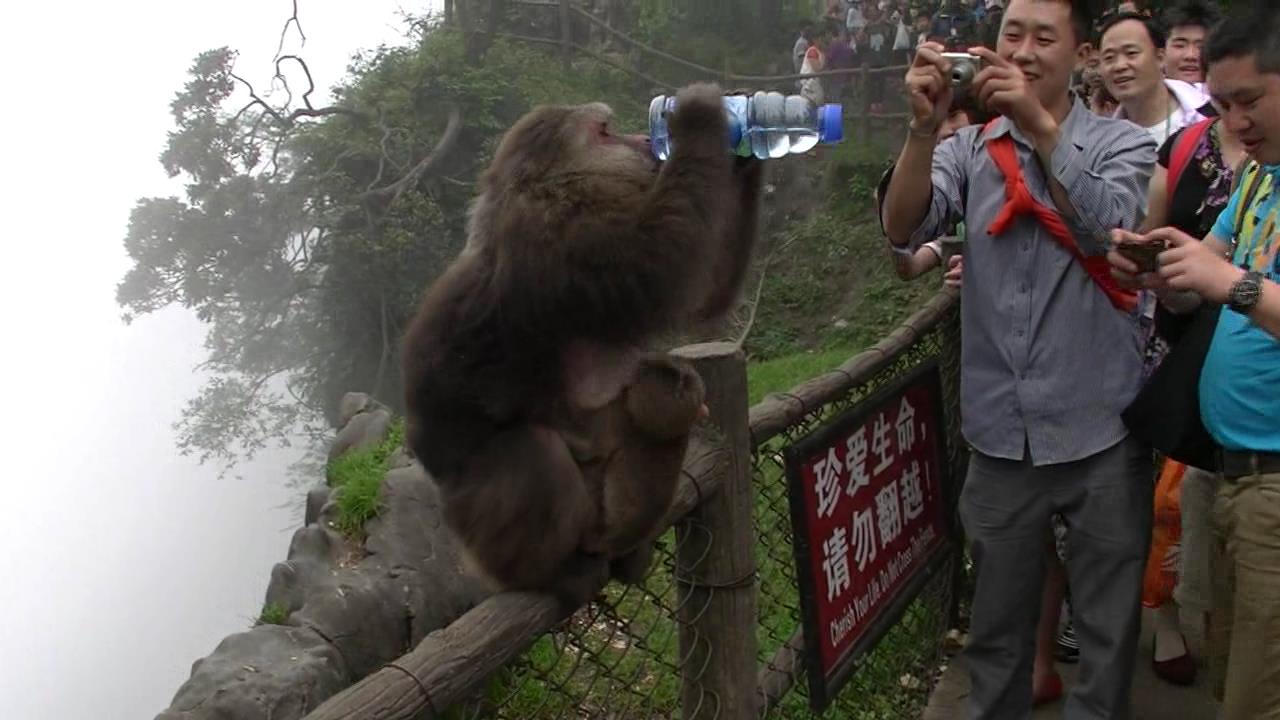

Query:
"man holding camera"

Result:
[[878, 0, 1156, 717]]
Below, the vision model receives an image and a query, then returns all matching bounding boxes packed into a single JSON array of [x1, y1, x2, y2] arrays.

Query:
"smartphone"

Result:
[[1117, 240, 1167, 273]]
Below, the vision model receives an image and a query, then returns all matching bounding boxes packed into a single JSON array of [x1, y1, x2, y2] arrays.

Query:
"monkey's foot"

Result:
[[552, 553, 610, 613], [609, 544, 656, 586]]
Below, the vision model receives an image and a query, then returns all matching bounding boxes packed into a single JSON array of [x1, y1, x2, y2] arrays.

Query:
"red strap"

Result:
[[1166, 118, 1216, 214], [983, 131, 1138, 313]]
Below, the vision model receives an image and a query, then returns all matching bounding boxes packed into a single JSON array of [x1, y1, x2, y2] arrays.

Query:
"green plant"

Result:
[[324, 418, 405, 535], [257, 602, 290, 626]]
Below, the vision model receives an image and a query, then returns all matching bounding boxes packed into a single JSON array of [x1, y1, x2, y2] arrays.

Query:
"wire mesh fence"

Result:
[[437, 521, 710, 720], [433, 297, 966, 720], [752, 297, 967, 719]]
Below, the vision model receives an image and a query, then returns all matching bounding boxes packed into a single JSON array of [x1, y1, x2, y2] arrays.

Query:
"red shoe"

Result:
[[1033, 672, 1063, 706], [1152, 634, 1197, 686]]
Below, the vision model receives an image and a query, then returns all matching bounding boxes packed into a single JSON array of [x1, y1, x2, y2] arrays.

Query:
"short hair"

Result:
[[1206, 4, 1280, 75], [1162, 1, 1221, 35], [1003, 0, 1093, 46], [1098, 11, 1166, 50]]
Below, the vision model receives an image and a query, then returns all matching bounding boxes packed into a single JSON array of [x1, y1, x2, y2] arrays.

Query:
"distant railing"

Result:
[[496, 0, 912, 138]]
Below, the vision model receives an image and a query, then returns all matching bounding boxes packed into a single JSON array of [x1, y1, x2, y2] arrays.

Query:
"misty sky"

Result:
[[0, 2, 433, 717]]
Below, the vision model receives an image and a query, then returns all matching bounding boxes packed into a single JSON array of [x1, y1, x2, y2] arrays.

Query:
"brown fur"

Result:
[[401, 83, 763, 608], [577, 353, 707, 584]]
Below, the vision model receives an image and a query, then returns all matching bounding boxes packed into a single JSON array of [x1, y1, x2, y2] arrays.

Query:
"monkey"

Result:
[[400, 82, 763, 609], [576, 352, 708, 585]]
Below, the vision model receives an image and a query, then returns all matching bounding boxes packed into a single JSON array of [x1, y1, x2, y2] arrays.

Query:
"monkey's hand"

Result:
[[669, 82, 728, 154], [624, 355, 706, 441]]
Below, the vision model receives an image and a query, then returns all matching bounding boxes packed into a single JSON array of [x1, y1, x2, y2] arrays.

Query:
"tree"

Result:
[[117, 7, 652, 473]]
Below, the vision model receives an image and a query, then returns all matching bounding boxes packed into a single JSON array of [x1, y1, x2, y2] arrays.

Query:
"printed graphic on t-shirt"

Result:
[[1235, 171, 1280, 279]]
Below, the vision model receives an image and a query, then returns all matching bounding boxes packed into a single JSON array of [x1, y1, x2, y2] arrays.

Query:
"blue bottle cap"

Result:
[[818, 104, 843, 144]]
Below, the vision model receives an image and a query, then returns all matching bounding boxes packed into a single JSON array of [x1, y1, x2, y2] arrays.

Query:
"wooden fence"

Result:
[[300, 291, 966, 720]]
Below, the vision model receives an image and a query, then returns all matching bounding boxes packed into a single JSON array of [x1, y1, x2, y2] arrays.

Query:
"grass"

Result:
[[746, 167, 940, 364], [324, 418, 405, 536], [746, 344, 861, 406], [257, 602, 290, 626]]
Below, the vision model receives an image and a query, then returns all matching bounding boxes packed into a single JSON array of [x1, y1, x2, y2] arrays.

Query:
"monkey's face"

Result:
[[568, 103, 658, 178], [483, 102, 658, 194]]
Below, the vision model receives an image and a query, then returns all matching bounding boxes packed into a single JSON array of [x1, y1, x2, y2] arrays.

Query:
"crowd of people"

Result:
[[872, 0, 1280, 718], [791, 1, 1006, 110]]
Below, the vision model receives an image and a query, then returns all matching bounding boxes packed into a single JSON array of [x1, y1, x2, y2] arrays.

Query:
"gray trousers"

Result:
[[959, 436, 1153, 720], [1174, 464, 1219, 615]]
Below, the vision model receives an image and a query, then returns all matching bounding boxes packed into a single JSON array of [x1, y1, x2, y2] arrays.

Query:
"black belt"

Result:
[[1220, 450, 1280, 480]]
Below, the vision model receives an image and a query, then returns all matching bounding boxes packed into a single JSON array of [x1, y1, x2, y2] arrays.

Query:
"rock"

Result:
[[154, 625, 347, 720], [337, 392, 372, 427], [288, 571, 410, 679], [159, 424, 485, 719], [269, 466, 482, 678], [385, 448, 413, 470], [263, 525, 345, 615], [327, 408, 392, 461], [304, 485, 331, 526], [365, 466, 485, 641]]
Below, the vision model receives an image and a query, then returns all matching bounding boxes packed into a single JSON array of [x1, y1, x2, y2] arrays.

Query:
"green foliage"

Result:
[[118, 18, 658, 470], [746, 345, 860, 406], [256, 602, 290, 626], [744, 131, 936, 364], [325, 418, 404, 535]]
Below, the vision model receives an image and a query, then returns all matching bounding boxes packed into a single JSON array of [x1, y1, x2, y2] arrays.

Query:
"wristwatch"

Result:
[[1227, 270, 1265, 314]]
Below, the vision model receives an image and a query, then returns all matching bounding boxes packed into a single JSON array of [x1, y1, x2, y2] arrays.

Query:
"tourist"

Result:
[[880, 0, 1157, 716], [1109, 8, 1280, 717]]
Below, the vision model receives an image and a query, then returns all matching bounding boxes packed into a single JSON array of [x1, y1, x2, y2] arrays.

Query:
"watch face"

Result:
[[1230, 271, 1264, 311]]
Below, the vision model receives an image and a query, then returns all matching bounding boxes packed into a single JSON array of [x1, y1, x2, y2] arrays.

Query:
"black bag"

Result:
[[1121, 161, 1264, 471], [1123, 302, 1223, 470]]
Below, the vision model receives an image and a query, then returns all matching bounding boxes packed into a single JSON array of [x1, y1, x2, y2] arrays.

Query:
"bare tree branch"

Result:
[[274, 0, 307, 62], [365, 107, 396, 194], [230, 56, 367, 141], [731, 233, 795, 349], [733, 261, 771, 349], [372, 291, 391, 400], [362, 105, 464, 205], [275, 55, 314, 110]]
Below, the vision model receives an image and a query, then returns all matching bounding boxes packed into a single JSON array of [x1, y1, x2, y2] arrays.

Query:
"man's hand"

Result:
[[905, 42, 954, 135], [969, 47, 1058, 148], [1106, 229, 1148, 289], [1151, 226, 1246, 303], [944, 253, 963, 288]]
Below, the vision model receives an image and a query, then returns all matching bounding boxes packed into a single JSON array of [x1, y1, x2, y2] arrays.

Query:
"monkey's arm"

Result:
[[552, 84, 736, 342], [696, 156, 764, 321]]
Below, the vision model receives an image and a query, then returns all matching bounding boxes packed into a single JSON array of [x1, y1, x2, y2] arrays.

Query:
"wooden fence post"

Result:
[[672, 342, 758, 720]]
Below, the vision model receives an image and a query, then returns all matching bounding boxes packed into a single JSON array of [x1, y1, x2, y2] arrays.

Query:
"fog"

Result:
[[0, 2, 427, 717]]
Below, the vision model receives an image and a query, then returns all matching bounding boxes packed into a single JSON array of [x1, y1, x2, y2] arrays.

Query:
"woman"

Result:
[[1135, 105, 1245, 687]]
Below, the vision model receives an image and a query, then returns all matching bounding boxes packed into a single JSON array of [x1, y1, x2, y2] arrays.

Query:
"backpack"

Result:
[[1164, 117, 1216, 215]]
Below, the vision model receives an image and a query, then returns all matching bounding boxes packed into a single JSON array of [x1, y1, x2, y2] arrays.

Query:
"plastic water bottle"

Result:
[[647, 91, 843, 161]]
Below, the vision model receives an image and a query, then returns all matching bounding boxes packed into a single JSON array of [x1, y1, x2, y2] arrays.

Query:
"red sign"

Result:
[[785, 362, 951, 709]]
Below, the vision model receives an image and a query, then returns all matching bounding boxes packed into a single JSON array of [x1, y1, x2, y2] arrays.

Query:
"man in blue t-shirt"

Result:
[[1109, 8, 1280, 719]]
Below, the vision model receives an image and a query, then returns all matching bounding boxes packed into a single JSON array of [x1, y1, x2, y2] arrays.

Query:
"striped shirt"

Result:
[[907, 98, 1157, 465]]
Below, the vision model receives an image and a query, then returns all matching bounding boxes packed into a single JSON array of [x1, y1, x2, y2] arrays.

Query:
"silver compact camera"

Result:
[[942, 52, 983, 91]]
